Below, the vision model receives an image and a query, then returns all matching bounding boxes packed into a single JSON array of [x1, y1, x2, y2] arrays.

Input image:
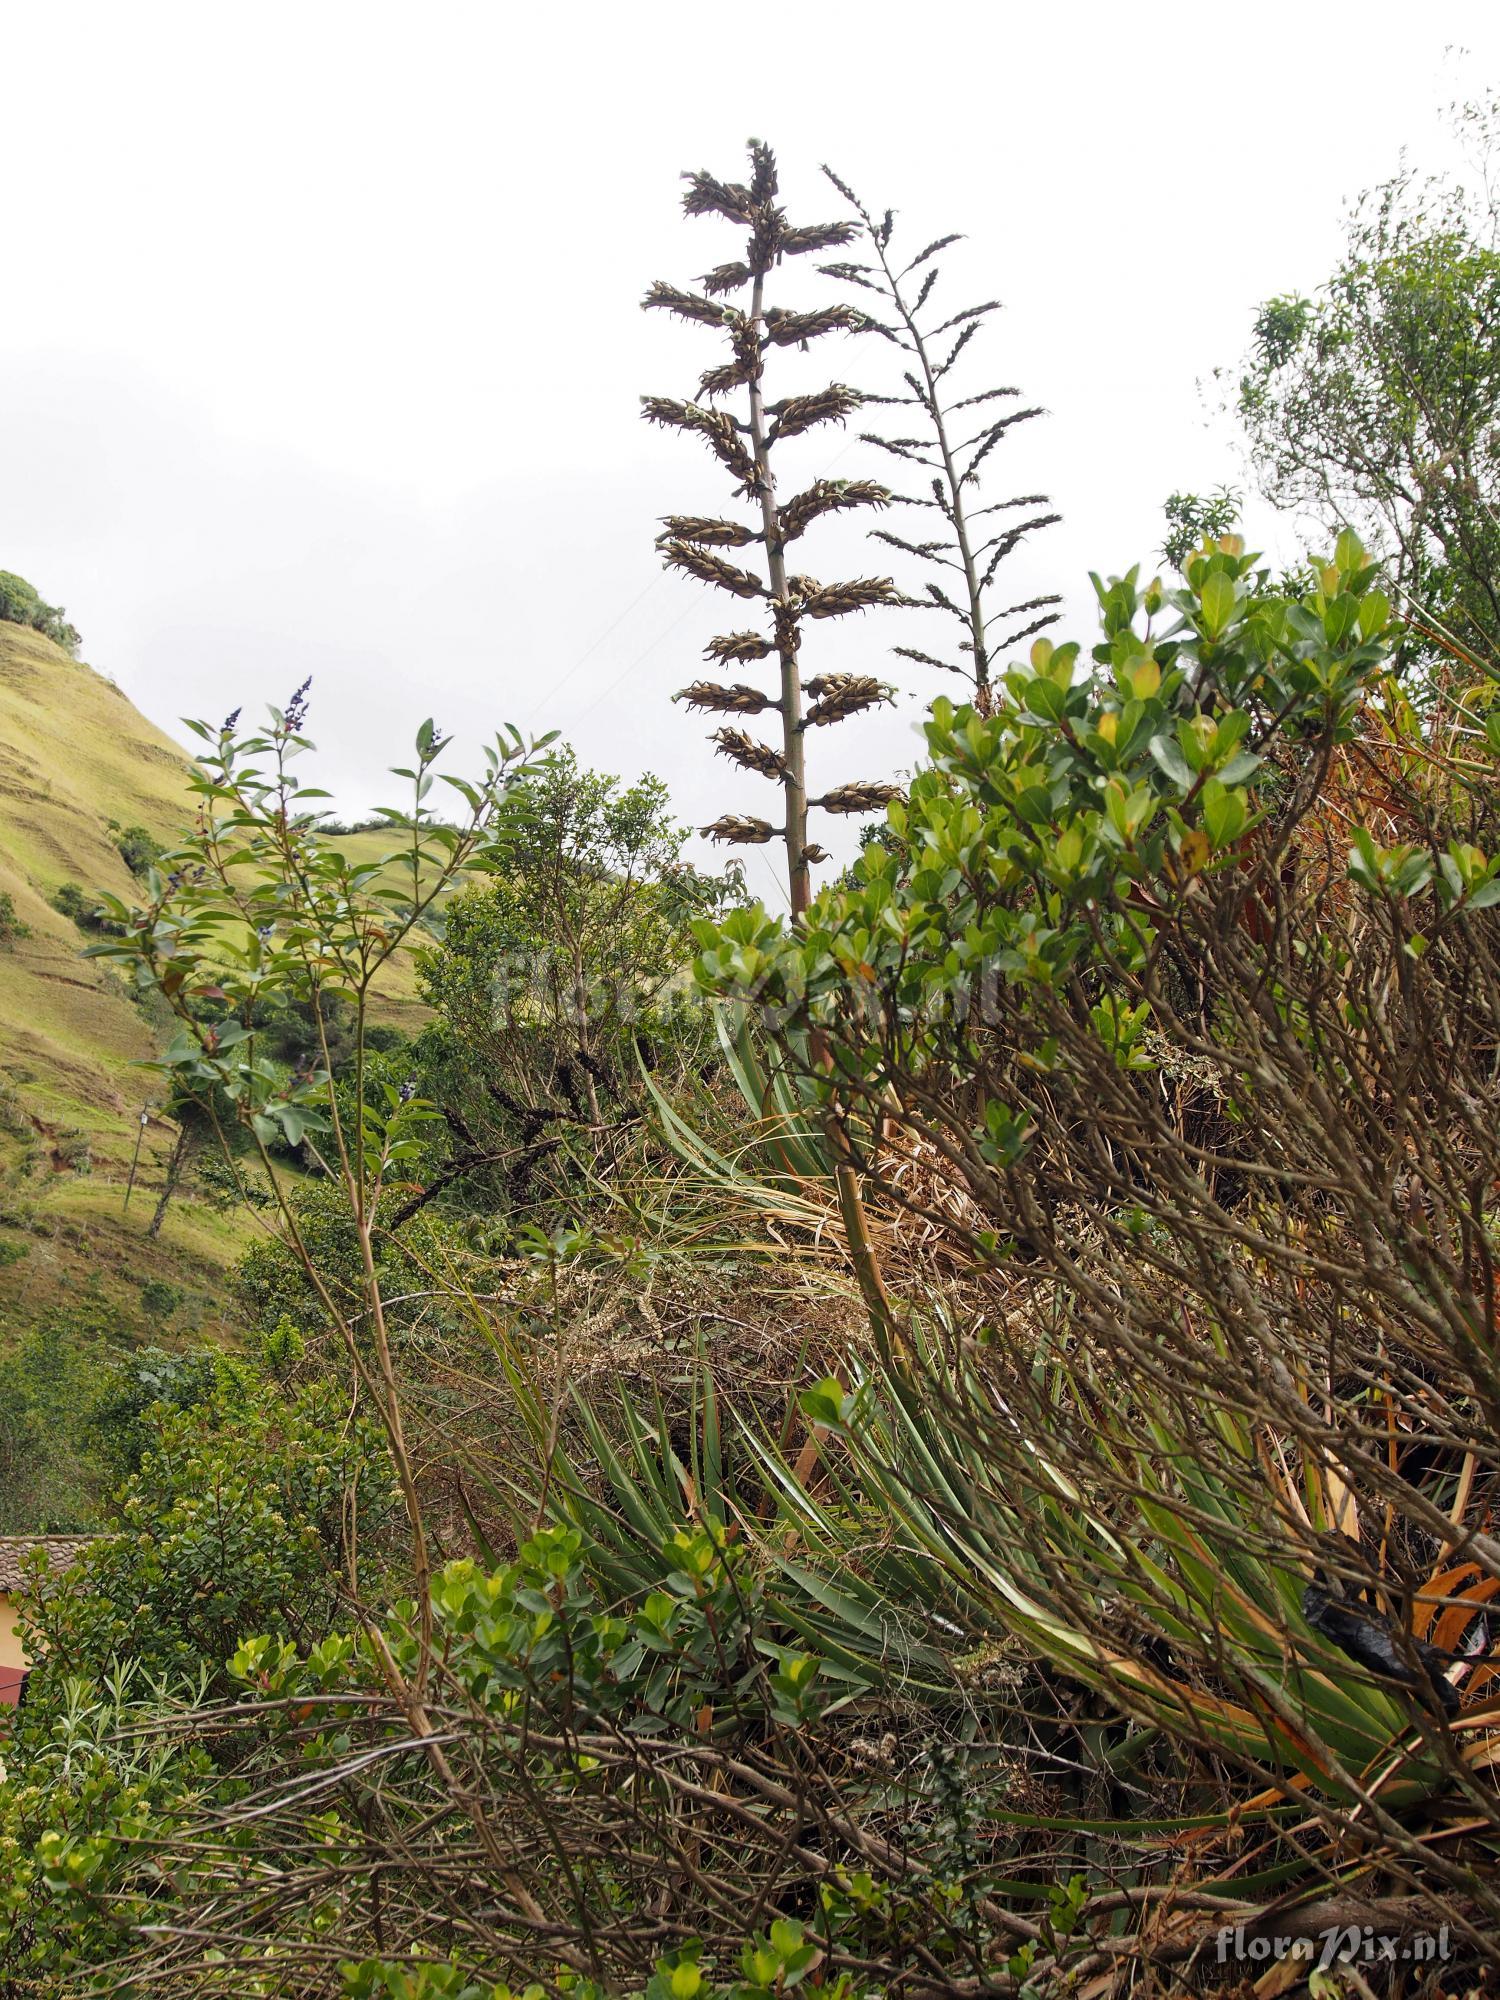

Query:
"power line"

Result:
[[523, 571, 666, 724], [570, 597, 700, 720], [541, 435, 860, 730]]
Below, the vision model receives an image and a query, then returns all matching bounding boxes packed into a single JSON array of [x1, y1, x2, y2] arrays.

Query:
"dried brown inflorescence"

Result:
[[658, 516, 758, 549], [658, 541, 766, 599], [700, 813, 777, 845], [703, 630, 774, 665], [777, 477, 889, 545], [712, 727, 788, 780], [812, 781, 905, 815], [675, 680, 775, 715], [798, 577, 901, 620], [802, 674, 895, 727], [643, 141, 904, 915]]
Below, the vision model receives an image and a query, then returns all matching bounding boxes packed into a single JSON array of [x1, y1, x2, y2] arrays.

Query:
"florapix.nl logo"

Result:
[[1215, 1923, 1452, 1971]]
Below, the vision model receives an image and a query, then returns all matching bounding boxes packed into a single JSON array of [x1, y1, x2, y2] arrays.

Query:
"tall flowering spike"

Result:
[[643, 141, 905, 915], [283, 676, 312, 735], [820, 166, 1061, 703]]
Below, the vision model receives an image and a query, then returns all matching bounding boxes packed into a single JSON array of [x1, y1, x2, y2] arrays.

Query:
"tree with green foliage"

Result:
[[410, 746, 732, 1226], [1160, 483, 1241, 570], [1234, 91, 1500, 664]]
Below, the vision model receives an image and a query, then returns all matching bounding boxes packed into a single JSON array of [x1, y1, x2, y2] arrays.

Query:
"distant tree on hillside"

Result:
[[0, 570, 81, 655], [1232, 90, 1500, 666]]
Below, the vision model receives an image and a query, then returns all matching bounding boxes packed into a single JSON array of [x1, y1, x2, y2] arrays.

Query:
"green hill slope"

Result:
[[0, 619, 421, 1413], [0, 621, 255, 1523], [0, 621, 252, 1361], [0, 621, 193, 1143]]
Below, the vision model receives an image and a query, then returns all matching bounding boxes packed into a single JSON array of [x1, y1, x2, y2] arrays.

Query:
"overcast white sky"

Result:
[[3, 3, 1498, 903]]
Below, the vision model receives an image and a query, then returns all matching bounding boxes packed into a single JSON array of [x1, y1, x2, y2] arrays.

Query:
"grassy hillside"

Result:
[[0, 621, 251, 1358], [0, 621, 422, 1369]]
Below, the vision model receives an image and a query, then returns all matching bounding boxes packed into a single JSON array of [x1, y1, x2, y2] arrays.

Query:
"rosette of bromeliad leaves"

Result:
[[695, 530, 1401, 1145], [642, 140, 906, 917]]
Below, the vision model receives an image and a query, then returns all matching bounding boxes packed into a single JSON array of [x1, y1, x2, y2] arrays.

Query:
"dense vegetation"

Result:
[[0, 570, 79, 654], [5, 105, 1500, 1998]]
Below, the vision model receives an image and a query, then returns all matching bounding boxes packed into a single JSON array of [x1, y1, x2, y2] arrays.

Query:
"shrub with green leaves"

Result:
[[695, 529, 1397, 1063], [18, 1363, 391, 1699], [0, 890, 30, 946], [688, 530, 1500, 1945]]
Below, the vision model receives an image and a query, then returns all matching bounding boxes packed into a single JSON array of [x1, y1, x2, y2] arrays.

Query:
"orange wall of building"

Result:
[[0, 1593, 26, 1705], [0, 1594, 24, 1671]]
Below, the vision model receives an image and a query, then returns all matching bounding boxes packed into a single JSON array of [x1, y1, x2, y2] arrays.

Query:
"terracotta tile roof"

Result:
[[0, 1536, 96, 1591]]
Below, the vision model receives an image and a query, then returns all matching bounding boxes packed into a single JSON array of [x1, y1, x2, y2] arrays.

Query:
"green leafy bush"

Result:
[[136, 1277, 184, 1321], [49, 882, 111, 932], [17, 1363, 391, 1699], [106, 820, 165, 879], [0, 891, 30, 946]]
